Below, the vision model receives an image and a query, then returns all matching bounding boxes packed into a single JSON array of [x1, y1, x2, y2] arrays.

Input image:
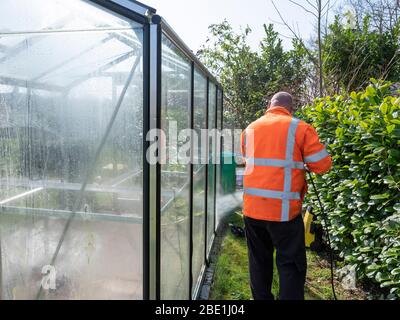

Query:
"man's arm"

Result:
[[302, 125, 332, 174]]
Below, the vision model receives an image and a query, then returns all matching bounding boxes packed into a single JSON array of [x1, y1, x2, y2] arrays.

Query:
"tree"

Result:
[[198, 21, 262, 129], [271, 0, 334, 97], [345, 0, 400, 33], [198, 21, 311, 129], [323, 14, 400, 92], [198, 1, 399, 129]]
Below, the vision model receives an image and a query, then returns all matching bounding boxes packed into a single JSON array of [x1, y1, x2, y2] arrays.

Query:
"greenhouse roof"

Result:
[[0, 0, 220, 93], [0, 0, 147, 91], [103, 0, 157, 16]]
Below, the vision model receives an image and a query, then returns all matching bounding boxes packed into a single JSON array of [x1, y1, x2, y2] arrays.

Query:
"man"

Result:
[[241, 92, 332, 300]]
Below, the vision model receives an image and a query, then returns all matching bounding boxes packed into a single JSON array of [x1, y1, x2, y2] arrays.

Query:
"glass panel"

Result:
[[0, 1, 143, 300], [0, 33, 138, 86], [0, 0, 139, 33], [216, 88, 223, 229], [192, 68, 207, 296], [0, 0, 142, 87], [160, 34, 191, 300], [207, 83, 216, 253]]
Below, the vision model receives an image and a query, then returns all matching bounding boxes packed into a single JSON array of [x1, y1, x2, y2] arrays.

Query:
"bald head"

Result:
[[269, 92, 294, 113]]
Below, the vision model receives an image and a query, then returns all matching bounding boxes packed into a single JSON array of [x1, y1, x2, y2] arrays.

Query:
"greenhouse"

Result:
[[0, 0, 225, 300]]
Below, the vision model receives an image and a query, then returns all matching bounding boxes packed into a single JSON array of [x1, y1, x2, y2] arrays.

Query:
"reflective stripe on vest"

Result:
[[246, 158, 305, 170], [244, 188, 301, 200], [304, 148, 329, 163], [243, 118, 301, 222], [282, 118, 301, 221]]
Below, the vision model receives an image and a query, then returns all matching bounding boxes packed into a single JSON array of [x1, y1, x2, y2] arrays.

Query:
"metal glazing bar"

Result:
[[142, 22, 150, 300], [204, 77, 209, 266], [148, 20, 161, 300], [213, 84, 218, 235], [189, 60, 195, 299]]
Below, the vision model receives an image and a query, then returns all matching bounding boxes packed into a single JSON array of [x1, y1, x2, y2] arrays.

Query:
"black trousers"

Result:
[[244, 214, 307, 300]]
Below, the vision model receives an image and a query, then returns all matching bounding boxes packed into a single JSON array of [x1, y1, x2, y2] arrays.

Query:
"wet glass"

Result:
[[160, 34, 191, 300], [207, 83, 216, 254], [0, 0, 144, 299], [191, 68, 207, 297]]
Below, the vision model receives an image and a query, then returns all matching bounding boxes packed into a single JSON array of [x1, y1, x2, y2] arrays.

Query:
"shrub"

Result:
[[300, 80, 400, 299]]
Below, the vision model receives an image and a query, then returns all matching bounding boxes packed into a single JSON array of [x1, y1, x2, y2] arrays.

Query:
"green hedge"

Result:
[[300, 80, 400, 299]]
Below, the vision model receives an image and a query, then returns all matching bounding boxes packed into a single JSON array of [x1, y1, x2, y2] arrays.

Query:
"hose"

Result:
[[307, 171, 338, 301]]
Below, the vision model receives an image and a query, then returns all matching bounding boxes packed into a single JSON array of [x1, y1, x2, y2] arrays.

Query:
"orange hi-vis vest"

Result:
[[241, 106, 332, 222]]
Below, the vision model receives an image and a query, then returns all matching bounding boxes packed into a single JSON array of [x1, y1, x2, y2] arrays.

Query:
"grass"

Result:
[[209, 211, 367, 300]]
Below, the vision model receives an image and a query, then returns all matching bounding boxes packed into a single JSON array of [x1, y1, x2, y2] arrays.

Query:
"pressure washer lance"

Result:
[[307, 171, 338, 301]]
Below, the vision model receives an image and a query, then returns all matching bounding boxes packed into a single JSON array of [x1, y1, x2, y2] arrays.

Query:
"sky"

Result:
[[143, 0, 327, 53]]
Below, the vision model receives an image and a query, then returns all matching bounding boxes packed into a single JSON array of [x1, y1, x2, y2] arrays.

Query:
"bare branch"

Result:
[[381, 49, 400, 81], [271, 0, 318, 66], [288, 0, 318, 18], [305, 0, 318, 11]]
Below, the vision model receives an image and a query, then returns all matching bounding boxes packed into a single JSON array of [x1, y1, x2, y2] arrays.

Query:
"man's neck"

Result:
[[267, 106, 293, 114]]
